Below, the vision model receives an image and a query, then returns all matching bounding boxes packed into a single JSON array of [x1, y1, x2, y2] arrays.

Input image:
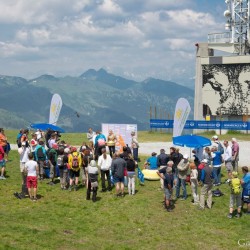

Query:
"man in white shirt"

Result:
[[19, 142, 30, 185], [25, 153, 39, 201]]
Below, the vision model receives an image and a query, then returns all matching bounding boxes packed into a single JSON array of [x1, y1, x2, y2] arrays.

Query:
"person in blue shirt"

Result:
[[241, 166, 250, 214], [144, 152, 158, 170]]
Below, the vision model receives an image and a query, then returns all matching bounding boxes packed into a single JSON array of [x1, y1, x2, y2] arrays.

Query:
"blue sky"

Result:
[[0, 0, 228, 86]]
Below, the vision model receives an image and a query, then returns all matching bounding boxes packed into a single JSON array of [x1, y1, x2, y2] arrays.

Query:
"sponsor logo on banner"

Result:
[[49, 94, 62, 125], [173, 98, 191, 137]]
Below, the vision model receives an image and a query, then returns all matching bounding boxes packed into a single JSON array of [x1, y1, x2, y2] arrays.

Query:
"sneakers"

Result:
[[227, 213, 233, 219], [0, 176, 6, 180], [68, 186, 73, 191], [235, 213, 241, 218], [166, 207, 173, 212], [197, 206, 204, 210], [74, 186, 78, 191]]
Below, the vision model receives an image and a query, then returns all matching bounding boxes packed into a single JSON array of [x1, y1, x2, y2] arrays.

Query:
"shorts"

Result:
[[0, 159, 6, 167], [27, 176, 38, 188], [113, 176, 124, 184], [242, 190, 250, 204], [20, 162, 26, 172], [229, 193, 241, 208], [69, 169, 80, 178], [164, 188, 172, 200], [225, 161, 233, 172]]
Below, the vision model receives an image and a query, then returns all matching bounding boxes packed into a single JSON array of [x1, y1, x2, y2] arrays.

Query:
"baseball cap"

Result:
[[201, 159, 208, 163], [183, 154, 189, 159], [212, 135, 218, 140]]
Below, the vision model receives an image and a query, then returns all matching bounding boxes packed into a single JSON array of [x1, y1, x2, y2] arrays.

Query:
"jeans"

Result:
[[212, 167, 221, 184], [176, 177, 187, 199], [86, 179, 98, 202], [101, 169, 111, 191], [108, 146, 115, 158], [59, 168, 68, 188], [127, 172, 135, 195], [133, 148, 138, 161]]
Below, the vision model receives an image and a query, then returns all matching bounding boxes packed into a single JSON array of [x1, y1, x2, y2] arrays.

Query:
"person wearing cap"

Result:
[[241, 166, 250, 215], [198, 159, 208, 182], [157, 149, 170, 189], [227, 171, 242, 218], [94, 131, 106, 159], [144, 152, 157, 170], [212, 135, 224, 154], [211, 146, 223, 186], [47, 143, 58, 185], [198, 160, 215, 210], [176, 154, 190, 200], [157, 165, 174, 212], [131, 131, 139, 162], [86, 160, 99, 202], [231, 138, 239, 172]]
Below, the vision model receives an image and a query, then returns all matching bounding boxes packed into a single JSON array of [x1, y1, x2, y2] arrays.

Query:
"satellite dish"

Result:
[[224, 10, 231, 18]]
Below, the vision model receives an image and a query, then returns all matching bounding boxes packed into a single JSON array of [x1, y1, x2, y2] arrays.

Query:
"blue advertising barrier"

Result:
[[150, 119, 249, 131]]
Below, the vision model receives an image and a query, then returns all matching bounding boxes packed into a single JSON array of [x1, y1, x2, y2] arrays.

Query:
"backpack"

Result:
[[16, 133, 22, 148], [231, 178, 241, 195], [98, 138, 106, 146], [72, 153, 79, 168], [37, 147, 46, 161], [57, 155, 64, 169], [217, 142, 224, 154]]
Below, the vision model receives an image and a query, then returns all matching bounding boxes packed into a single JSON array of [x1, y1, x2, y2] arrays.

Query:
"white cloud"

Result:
[[0, 0, 226, 86], [0, 41, 39, 57]]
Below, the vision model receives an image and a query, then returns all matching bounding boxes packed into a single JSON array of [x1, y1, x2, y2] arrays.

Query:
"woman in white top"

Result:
[[98, 148, 112, 192]]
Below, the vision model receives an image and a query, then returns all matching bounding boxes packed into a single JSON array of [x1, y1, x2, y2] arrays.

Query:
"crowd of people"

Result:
[[0, 127, 249, 218], [152, 135, 250, 217]]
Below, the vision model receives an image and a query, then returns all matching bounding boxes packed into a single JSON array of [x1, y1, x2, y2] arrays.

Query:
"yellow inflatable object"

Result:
[[142, 169, 160, 181]]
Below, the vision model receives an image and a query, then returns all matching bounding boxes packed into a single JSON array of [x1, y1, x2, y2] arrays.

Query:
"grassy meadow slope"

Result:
[[0, 131, 249, 249]]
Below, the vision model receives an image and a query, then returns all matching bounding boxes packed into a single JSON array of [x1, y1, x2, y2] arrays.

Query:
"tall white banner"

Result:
[[49, 94, 62, 125], [173, 98, 191, 137]]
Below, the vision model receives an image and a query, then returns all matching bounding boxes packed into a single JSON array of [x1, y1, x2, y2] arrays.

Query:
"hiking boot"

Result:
[[227, 213, 233, 219], [74, 186, 78, 191], [68, 186, 73, 191], [166, 207, 173, 212], [33, 197, 38, 201]]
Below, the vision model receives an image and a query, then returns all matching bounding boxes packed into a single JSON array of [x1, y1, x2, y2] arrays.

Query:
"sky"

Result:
[[0, 0, 228, 86]]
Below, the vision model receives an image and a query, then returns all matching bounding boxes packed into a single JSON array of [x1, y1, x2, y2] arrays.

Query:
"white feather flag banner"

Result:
[[49, 94, 62, 125]]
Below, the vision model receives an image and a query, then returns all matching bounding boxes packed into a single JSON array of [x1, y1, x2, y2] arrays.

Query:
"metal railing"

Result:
[[208, 32, 231, 43]]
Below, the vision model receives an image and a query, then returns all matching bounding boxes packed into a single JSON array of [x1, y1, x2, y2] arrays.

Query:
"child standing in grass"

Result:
[[227, 171, 241, 218], [190, 162, 199, 205], [25, 152, 39, 201]]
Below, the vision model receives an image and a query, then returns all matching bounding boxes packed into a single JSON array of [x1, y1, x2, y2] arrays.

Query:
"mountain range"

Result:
[[0, 69, 194, 132]]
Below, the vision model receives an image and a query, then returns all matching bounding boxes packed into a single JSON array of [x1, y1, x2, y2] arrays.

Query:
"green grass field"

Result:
[[0, 149, 249, 250]]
